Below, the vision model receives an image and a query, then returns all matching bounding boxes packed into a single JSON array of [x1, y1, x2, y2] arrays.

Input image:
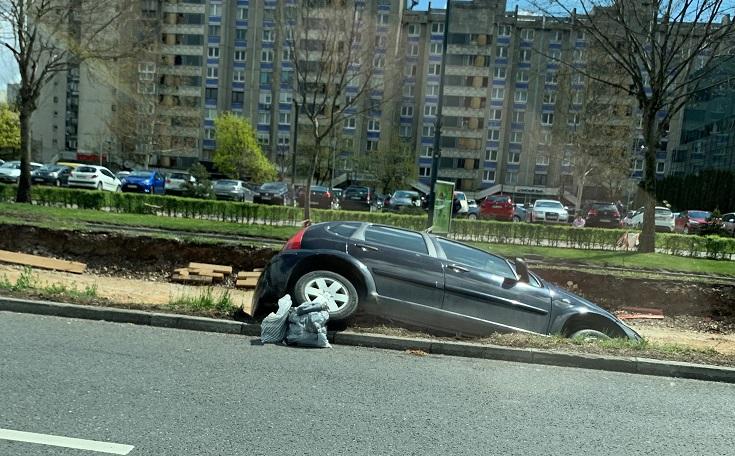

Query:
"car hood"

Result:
[[391, 197, 415, 205], [535, 207, 566, 213], [0, 168, 20, 177], [258, 188, 286, 194], [215, 186, 239, 192], [124, 176, 153, 184]]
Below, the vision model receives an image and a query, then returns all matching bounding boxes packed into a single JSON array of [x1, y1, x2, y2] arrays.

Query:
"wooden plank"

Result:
[[0, 249, 86, 274], [237, 271, 261, 279], [171, 274, 212, 284], [188, 270, 225, 280], [174, 268, 189, 277], [187, 262, 232, 274], [252, 268, 265, 272], [235, 278, 259, 289]]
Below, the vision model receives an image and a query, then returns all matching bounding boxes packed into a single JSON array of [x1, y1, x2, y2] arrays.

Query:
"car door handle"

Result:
[[448, 264, 469, 273], [355, 243, 379, 252]]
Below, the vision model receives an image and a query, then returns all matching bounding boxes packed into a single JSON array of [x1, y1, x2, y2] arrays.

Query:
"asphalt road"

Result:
[[2, 312, 735, 456]]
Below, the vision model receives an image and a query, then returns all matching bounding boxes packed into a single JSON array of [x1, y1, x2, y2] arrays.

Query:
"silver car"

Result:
[[213, 179, 253, 202], [531, 199, 569, 223], [166, 172, 196, 194]]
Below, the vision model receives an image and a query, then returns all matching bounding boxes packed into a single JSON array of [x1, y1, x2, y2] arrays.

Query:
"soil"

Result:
[[2, 223, 735, 357]]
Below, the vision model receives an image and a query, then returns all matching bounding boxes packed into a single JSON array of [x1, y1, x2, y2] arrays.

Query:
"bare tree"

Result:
[[1, 0, 143, 202], [535, 0, 735, 251], [282, 0, 399, 218]]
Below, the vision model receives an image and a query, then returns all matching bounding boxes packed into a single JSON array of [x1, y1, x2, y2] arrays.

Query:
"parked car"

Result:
[[330, 188, 343, 209], [623, 210, 637, 227], [479, 194, 514, 221], [513, 203, 529, 223], [121, 170, 166, 194], [213, 179, 253, 202], [252, 222, 640, 341], [68, 165, 121, 192], [253, 181, 291, 205], [115, 171, 131, 181], [721, 212, 735, 236], [297, 185, 333, 209], [0, 160, 43, 183], [530, 199, 569, 223], [385, 190, 424, 212], [341, 186, 379, 212], [629, 206, 675, 232], [674, 210, 713, 234], [165, 172, 196, 195], [31, 164, 72, 186], [585, 202, 622, 228]]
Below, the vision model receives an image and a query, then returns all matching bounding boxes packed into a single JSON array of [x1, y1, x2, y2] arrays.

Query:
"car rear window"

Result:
[[490, 195, 511, 203], [130, 171, 153, 177], [689, 211, 711, 219], [326, 223, 359, 238], [655, 208, 673, 216], [261, 182, 285, 191], [364, 225, 427, 254], [77, 166, 97, 173], [592, 203, 617, 210], [170, 173, 189, 179], [536, 201, 563, 209], [345, 187, 369, 197], [217, 180, 238, 186]]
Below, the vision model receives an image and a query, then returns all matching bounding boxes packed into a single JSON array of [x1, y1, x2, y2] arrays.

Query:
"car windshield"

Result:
[[592, 204, 617, 211], [76, 166, 97, 173], [216, 180, 238, 186], [345, 187, 368, 197], [169, 173, 189, 179], [393, 191, 417, 198], [536, 201, 563, 209], [1, 162, 20, 169], [689, 211, 711, 219], [311, 186, 328, 192], [260, 183, 285, 191], [130, 171, 153, 177]]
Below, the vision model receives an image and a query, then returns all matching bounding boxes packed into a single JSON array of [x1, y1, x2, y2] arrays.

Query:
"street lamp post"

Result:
[[292, 100, 300, 203], [427, 0, 452, 228]]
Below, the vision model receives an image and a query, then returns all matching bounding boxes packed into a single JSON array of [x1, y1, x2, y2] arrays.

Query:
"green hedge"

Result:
[[2, 183, 735, 259]]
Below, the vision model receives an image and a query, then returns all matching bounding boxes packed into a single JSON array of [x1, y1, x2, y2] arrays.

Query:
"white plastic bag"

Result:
[[260, 295, 293, 343]]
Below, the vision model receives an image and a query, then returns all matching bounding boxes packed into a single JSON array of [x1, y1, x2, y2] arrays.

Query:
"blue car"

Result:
[[121, 170, 166, 194]]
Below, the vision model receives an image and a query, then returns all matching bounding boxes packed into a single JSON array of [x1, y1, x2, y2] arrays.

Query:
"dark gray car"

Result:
[[252, 222, 640, 340]]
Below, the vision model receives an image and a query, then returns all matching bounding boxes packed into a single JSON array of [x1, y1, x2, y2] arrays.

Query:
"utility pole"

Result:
[[427, 0, 452, 227], [291, 100, 300, 202]]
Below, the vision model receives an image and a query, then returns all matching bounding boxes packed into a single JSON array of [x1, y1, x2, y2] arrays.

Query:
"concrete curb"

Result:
[[2, 296, 734, 384]]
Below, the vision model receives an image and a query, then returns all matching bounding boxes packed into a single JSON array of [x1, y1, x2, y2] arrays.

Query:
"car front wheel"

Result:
[[293, 270, 359, 322], [570, 329, 611, 342]]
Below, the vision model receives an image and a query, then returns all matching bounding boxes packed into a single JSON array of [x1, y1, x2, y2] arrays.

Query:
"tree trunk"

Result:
[[16, 107, 33, 203], [303, 141, 321, 221], [638, 108, 659, 253], [575, 177, 585, 216]]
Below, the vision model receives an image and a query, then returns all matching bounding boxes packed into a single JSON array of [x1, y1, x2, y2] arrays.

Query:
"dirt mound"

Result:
[[1, 224, 276, 277]]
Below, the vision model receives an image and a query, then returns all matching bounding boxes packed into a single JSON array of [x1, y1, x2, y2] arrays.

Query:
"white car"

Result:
[[629, 206, 675, 232], [0, 160, 43, 183], [531, 199, 569, 223], [165, 171, 196, 194], [68, 165, 122, 192]]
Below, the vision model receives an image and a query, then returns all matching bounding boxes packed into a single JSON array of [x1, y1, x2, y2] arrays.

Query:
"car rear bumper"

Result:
[[0, 175, 19, 183], [67, 180, 99, 188], [254, 195, 286, 205]]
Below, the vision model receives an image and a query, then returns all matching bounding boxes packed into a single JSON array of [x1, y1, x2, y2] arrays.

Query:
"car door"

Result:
[[154, 173, 163, 193], [435, 238, 552, 335], [100, 168, 115, 190], [348, 225, 444, 309]]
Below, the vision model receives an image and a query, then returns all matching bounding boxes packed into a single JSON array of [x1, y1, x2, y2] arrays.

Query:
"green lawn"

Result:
[[2, 202, 733, 277]]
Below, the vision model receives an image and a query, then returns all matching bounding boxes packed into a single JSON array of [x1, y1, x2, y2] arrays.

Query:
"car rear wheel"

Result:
[[513, 215, 521, 222], [54, 179, 61, 187], [683, 225, 689, 234], [468, 213, 477, 220], [294, 270, 359, 322], [96, 182, 103, 191], [570, 329, 610, 342]]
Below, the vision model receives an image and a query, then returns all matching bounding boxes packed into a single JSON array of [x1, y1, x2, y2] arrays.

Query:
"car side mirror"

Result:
[[515, 257, 530, 283]]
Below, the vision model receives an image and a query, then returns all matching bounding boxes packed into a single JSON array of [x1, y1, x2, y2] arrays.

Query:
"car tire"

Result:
[[54, 179, 61, 187], [570, 329, 611, 342], [96, 182, 103, 191], [513, 215, 521, 222], [293, 270, 359, 322], [468, 213, 477, 220], [683, 225, 689, 234], [116, 185, 121, 192]]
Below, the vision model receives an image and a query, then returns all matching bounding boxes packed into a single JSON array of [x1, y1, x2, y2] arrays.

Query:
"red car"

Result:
[[480, 194, 514, 221], [674, 210, 712, 234]]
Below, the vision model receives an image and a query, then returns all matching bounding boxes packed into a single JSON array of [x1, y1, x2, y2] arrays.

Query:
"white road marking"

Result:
[[0, 428, 134, 454]]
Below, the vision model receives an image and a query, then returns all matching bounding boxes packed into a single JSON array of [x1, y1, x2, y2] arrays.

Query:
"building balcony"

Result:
[[158, 65, 202, 76], [447, 44, 493, 56], [445, 65, 490, 78], [162, 3, 205, 14], [441, 127, 484, 139], [438, 167, 481, 180], [160, 126, 200, 138], [443, 106, 485, 118], [161, 24, 205, 35], [443, 85, 487, 98], [439, 147, 483, 159], [161, 45, 204, 56], [158, 106, 201, 117], [159, 85, 201, 97]]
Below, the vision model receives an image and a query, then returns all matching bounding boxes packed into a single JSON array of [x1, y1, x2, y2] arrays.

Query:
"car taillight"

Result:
[[283, 228, 306, 250], [588, 208, 598, 217], [166, 179, 171, 183], [325, 191, 331, 199]]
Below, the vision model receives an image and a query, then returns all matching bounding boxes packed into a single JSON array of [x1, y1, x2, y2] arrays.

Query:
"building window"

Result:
[[366, 139, 379, 151], [401, 105, 414, 116], [541, 132, 552, 145], [551, 30, 563, 42], [279, 91, 292, 103], [656, 161, 665, 173], [233, 70, 245, 82], [279, 112, 291, 124], [545, 71, 558, 84], [208, 25, 220, 37], [573, 49, 586, 63], [521, 29, 534, 41], [232, 91, 244, 104], [572, 73, 585, 85], [345, 117, 356, 129], [491, 87, 505, 100], [399, 125, 412, 137], [282, 48, 292, 62], [208, 46, 220, 58], [428, 63, 441, 75], [496, 46, 508, 59], [541, 112, 554, 126], [378, 14, 389, 26], [261, 49, 274, 62], [576, 31, 586, 41], [377, 35, 388, 48], [204, 128, 216, 140], [510, 131, 522, 144], [572, 90, 583, 104], [633, 158, 644, 171], [490, 109, 502, 121], [508, 151, 521, 163], [488, 129, 500, 141], [516, 70, 529, 82], [278, 136, 290, 147], [550, 49, 562, 61], [424, 104, 437, 116], [207, 66, 218, 79], [419, 166, 431, 177], [260, 71, 272, 85], [237, 6, 248, 20], [408, 43, 419, 56], [483, 169, 496, 182], [569, 113, 581, 126], [514, 89, 527, 103], [431, 23, 444, 34], [493, 67, 506, 79], [257, 133, 270, 146], [263, 29, 274, 42], [485, 149, 498, 161], [543, 91, 556, 104], [505, 170, 518, 185], [533, 173, 547, 186], [234, 50, 246, 62], [426, 83, 439, 96], [408, 24, 419, 36], [235, 29, 247, 42], [513, 110, 525, 123], [422, 125, 435, 137], [259, 92, 272, 106], [209, 4, 220, 16], [205, 108, 217, 120], [258, 111, 271, 124], [497, 25, 511, 37], [520, 49, 532, 63], [422, 146, 433, 157], [205, 87, 218, 100], [430, 42, 443, 54], [374, 55, 385, 68], [403, 84, 415, 97], [404, 64, 417, 77], [536, 154, 550, 165], [367, 119, 381, 132]]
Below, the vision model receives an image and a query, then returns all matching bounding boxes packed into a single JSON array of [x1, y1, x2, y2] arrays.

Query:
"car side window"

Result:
[[101, 169, 113, 179], [364, 226, 428, 255], [437, 238, 515, 279]]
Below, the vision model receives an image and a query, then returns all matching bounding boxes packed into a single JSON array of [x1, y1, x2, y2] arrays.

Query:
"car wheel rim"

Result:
[[303, 277, 349, 312]]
